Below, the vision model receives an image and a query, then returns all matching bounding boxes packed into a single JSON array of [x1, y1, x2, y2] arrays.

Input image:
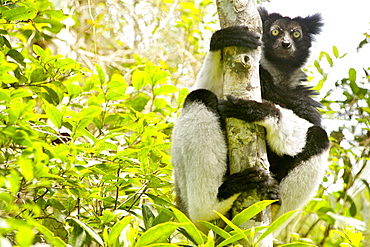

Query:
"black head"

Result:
[[258, 7, 323, 72]]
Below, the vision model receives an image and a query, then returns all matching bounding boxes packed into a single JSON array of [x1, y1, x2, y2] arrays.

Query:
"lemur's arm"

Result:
[[194, 26, 261, 96], [218, 96, 326, 157]]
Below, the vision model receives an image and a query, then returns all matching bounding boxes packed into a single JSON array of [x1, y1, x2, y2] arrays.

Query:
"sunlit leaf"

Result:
[[348, 68, 356, 83], [333, 46, 339, 58], [257, 210, 297, 242], [132, 70, 146, 90], [108, 217, 133, 246], [66, 83, 82, 99], [33, 45, 46, 60], [136, 222, 180, 247], [198, 221, 231, 240], [43, 102, 63, 128], [19, 156, 34, 181], [0, 89, 11, 102], [153, 85, 178, 96], [32, 222, 67, 247], [279, 243, 315, 246], [95, 63, 105, 84], [172, 207, 205, 245], [229, 200, 275, 230], [7, 49, 25, 66], [215, 211, 249, 243], [2, 6, 37, 21], [7, 170, 20, 194], [70, 218, 104, 246]]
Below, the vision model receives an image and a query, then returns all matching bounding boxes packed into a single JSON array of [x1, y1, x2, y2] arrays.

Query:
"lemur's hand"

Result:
[[218, 166, 281, 204], [218, 96, 279, 123], [210, 26, 262, 51]]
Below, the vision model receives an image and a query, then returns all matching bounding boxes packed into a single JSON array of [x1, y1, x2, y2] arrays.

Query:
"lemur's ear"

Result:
[[258, 7, 269, 23], [304, 13, 324, 35], [293, 13, 323, 35]]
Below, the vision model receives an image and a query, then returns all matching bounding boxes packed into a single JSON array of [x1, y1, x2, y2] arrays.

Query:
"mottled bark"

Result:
[[215, 0, 272, 246]]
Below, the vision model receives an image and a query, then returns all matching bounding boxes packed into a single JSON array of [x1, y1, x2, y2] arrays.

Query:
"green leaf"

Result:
[[0, 35, 12, 49], [41, 10, 68, 20], [154, 98, 168, 110], [218, 226, 266, 247], [145, 194, 174, 207], [151, 70, 170, 86], [136, 222, 180, 247], [215, 211, 248, 241], [70, 218, 104, 246], [7, 49, 25, 66], [227, 200, 275, 231], [144, 244, 179, 247], [314, 74, 327, 91], [10, 88, 32, 99], [126, 93, 150, 112], [107, 216, 133, 246], [204, 234, 215, 247], [0, 89, 11, 102], [95, 63, 105, 84], [172, 207, 205, 245], [66, 83, 82, 99], [176, 87, 189, 107], [257, 210, 297, 242], [65, 197, 76, 213], [18, 1, 37, 9], [32, 222, 67, 247], [19, 156, 34, 181], [153, 85, 178, 96], [348, 68, 356, 83], [43, 103, 63, 128], [324, 52, 333, 67], [279, 243, 315, 246], [30, 68, 48, 82], [42, 86, 61, 105], [0, 73, 17, 83], [106, 90, 126, 101], [143, 204, 155, 229], [101, 210, 115, 224], [362, 179, 370, 197], [152, 212, 173, 228], [102, 228, 109, 246], [346, 195, 357, 217], [8, 170, 20, 194], [81, 105, 102, 118], [333, 45, 339, 58], [132, 70, 146, 90], [68, 222, 86, 247], [218, 233, 248, 247], [33, 45, 46, 60], [197, 221, 231, 240], [48, 198, 66, 210], [2, 6, 37, 22]]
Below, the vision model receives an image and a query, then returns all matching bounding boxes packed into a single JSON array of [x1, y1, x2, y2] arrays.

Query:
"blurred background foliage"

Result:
[[0, 0, 369, 246]]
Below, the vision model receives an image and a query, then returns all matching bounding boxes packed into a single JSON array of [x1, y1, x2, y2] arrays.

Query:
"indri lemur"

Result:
[[171, 8, 330, 231]]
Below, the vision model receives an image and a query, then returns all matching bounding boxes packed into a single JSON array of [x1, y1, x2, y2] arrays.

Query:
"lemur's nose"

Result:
[[281, 41, 291, 49]]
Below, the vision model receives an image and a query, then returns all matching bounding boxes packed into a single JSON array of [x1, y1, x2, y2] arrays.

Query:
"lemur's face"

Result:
[[268, 18, 303, 59]]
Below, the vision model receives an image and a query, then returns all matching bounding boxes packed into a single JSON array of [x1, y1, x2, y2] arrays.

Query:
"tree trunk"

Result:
[[215, 0, 272, 246]]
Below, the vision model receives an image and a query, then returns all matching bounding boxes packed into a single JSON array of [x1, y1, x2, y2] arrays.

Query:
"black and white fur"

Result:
[[172, 8, 329, 232]]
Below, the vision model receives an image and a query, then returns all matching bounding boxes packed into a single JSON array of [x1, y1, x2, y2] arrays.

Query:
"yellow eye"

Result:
[[271, 29, 279, 36], [293, 31, 301, 38]]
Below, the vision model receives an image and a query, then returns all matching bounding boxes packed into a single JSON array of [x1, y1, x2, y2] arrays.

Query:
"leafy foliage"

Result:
[[0, 1, 181, 246], [0, 0, 369, 246]]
